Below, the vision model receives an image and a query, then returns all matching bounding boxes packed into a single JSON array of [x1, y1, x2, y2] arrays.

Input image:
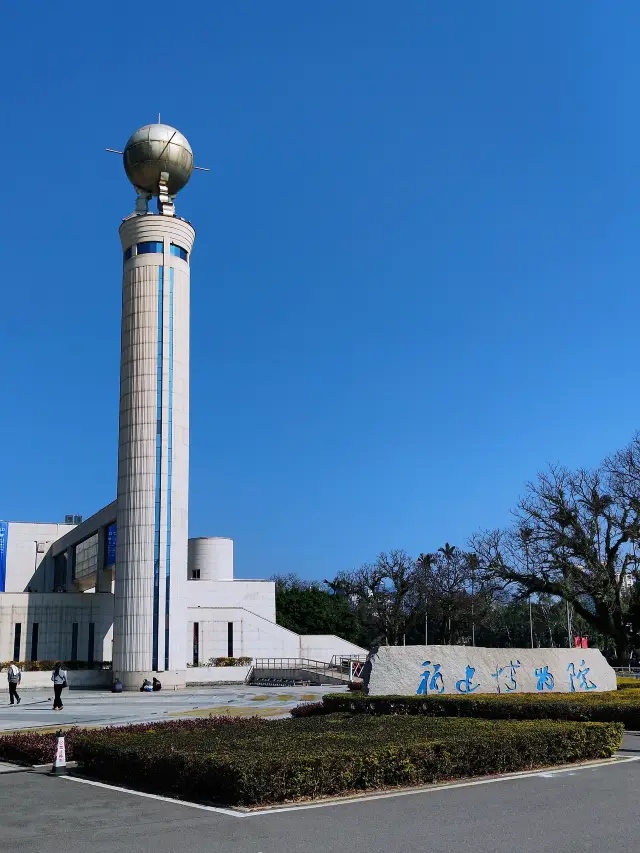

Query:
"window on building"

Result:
[[170, 243, 188, 261], [71, 623, 78, 661], [13, 624, 21, 661], [190, 568, 201, 580], [227, 622, 234, 658], [75, 533, 99, 581], [193, 622, 199, 667], [30, 623, 39, 662], [124, 247, 133, 261], [88, 623, 95, 665], [137, 241, 163, 255]]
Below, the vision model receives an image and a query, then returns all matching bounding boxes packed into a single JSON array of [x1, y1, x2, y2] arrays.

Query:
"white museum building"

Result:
[[0, 511, 364, 676], [0, 122, 365, 686]]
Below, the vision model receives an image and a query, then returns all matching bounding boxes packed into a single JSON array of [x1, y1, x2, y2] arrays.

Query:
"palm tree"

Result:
[[415, 553, 434, 644], [438, 543, 457, 643]]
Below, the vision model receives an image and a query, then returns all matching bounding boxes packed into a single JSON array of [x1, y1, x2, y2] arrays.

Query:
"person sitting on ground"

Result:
[[152, 677, 162, 692], [112, 678, 123, 693], [140, 678, 153, 692]]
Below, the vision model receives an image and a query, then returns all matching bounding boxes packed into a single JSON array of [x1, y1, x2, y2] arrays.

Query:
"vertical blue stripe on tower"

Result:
[[153, 265, 164, 672], [165, 267, 174, 670]]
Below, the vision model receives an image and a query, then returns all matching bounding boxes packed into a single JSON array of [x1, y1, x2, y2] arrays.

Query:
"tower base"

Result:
[[114, 670, 187, 692]]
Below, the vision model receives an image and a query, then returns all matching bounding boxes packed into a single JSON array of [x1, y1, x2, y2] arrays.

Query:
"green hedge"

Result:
[[0, 660, 110, 672], [71, 714, 621, 806], [323, 691, 640, 728], [617, 678, 640, 690]]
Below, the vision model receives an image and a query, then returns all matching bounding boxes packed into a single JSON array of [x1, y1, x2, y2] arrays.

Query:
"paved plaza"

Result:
[[0, 734, 637, 852], [0, 685, 329, 733], [1, 688, 638, 853]]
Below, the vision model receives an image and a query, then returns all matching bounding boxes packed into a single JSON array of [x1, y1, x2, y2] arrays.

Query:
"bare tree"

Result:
[[335, 550, 416, 646], [473, 463, 640, 662]]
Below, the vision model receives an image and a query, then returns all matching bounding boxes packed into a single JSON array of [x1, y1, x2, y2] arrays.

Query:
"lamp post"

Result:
[[529, 595, 534, 649]]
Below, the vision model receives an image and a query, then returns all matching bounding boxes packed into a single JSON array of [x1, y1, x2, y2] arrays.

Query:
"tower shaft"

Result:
[[113, 214, 195, 689]]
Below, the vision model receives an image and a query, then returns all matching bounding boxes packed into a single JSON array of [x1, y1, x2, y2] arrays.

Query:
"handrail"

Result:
[[253, 658, 336, 671]]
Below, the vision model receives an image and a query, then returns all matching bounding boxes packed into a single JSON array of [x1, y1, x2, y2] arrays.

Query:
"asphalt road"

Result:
[[1, 733, 639, 853]]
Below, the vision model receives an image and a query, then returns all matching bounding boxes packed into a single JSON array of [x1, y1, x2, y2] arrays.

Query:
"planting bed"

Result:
[[322, 690, 640, 727], [0, 713, 622, 806]]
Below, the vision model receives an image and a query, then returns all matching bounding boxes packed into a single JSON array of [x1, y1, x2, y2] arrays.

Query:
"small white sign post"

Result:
[[51, 730, 67, 775]]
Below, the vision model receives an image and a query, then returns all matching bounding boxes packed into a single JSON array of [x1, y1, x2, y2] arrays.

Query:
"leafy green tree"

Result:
[[272, 575, 363, 645]]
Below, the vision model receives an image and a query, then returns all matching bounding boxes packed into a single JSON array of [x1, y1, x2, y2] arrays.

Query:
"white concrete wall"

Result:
[[186, 607, 366, 666], [188, 538, 233, 580], [185, 579, 276, 622], [10, 669, 111, 689], [185, 665, 251, 684], [300, 635, 367, 661], [0, 593, 114, 663], [187, 607, 301, 663], [3, 521, 76, 593]]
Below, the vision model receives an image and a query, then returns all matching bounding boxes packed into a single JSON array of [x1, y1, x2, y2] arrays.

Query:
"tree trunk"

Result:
[[615, 633, 629, 666]]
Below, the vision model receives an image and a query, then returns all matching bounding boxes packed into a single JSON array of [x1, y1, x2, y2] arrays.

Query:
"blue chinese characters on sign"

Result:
[[417, 660, 445, 695], [491, 659, 521, 693], [0, 522, 7, 592], [534, 665, 555, 691], [456, 665, 480, 694], [567, 660, 597, 692]]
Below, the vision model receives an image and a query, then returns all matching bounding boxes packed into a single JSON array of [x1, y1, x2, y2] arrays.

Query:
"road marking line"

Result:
[[60, 756, 640, 819], [60, 777, 241, 817]]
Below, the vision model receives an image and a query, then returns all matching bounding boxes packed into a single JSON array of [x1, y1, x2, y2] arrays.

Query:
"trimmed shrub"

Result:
[[290, 701, 325, 718], [71, 715, 622, 805], [0, 660, 110, 672], [617, 678, 640, 689], [187, 656, 253, 668], [322, 691, 640, 728], [0, 717, 260, 766]]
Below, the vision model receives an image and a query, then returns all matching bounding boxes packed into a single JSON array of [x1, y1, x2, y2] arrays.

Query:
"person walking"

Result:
[[51, 662, 67, 710], [7, 661, 21, 706]]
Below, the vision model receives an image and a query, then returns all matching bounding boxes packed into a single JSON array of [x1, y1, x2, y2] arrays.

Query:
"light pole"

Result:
[[529, 595, 534, 649]]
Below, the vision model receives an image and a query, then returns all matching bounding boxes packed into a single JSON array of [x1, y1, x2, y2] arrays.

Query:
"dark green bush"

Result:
[[290, 701, 325, 717], [0, 717, 258, 766], [71, 714, 621, 805], [323, 691, 640, 728], [187, 656, 252, 668], [0, 660, 110, 672]]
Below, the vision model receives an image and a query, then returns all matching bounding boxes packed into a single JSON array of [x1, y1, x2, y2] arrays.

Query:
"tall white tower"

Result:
[[113, 124, 196, 689]]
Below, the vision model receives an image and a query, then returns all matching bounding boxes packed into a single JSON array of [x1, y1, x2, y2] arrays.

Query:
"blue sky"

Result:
[[2, 2, 640, 580]]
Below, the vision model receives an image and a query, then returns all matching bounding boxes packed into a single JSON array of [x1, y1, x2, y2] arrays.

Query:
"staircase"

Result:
[[248, 656, 367, 687]]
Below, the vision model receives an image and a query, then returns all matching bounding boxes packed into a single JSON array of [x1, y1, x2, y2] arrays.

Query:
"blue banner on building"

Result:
[[0, 522, 8, 592], [106, 522, 116, 566]]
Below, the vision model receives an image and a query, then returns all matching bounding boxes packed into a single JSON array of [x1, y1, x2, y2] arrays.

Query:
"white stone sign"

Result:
[[363, 646, 617, 696]]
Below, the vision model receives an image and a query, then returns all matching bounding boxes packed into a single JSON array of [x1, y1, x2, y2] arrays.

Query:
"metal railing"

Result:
[[614, 666, 640, 678], [252, 655, 368, 682], [330, 654, 368, 671], [253, 658, 341, 676]]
